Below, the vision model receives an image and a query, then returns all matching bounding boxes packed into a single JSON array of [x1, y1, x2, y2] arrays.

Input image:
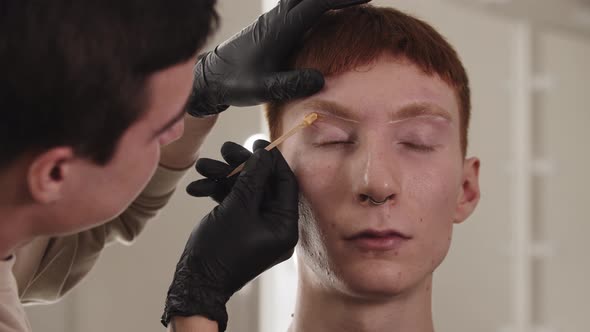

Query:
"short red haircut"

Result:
[[265, 5, 471, 155]]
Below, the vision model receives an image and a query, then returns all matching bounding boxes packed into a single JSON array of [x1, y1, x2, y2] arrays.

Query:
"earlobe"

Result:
[[453, 157, 481, 224], [28, 147, 74, 204]]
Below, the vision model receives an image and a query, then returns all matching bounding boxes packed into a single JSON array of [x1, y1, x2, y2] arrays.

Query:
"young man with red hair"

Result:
[[194, 5, 481, 332]]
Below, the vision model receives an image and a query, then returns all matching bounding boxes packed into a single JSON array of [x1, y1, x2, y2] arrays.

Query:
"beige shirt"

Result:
[[0, 165, 188, 331], [0, 256, 32, 332]]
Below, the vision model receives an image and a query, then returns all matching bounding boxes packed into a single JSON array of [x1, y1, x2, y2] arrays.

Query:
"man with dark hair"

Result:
[[0, 0, 370, 331], [190, 4, 481, 332]]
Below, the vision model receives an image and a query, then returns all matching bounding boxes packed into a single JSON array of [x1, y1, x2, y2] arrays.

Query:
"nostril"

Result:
[[358, 193, 395, 206], [384, 194, 395, 201]]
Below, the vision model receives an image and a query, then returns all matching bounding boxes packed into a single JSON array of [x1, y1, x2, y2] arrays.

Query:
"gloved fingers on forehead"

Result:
[[287, 0, 371, 26], [261, 70, 324, 102], [281, 0, 304, 11], [325, 0, 371, 10]]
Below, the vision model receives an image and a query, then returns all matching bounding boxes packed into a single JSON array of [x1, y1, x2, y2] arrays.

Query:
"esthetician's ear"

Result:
[[453, 157, 481, 224], [27, 147, 74, 204]]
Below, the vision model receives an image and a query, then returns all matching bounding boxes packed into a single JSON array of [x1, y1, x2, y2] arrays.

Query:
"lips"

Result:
[[345, 229, 411, 251]]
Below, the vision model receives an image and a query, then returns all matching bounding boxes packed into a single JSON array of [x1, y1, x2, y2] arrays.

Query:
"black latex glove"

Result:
[[161, 141, 299, 332], [187, 0, 372, 117], [185, 140, 269, 203]]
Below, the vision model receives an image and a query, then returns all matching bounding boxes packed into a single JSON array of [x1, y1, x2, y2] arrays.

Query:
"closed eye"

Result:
[[399, 142, 436, 152], [315, 141, 355, 147]]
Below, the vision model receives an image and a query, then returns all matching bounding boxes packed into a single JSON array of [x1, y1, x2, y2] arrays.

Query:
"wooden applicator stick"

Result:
[[226, 112, 318, 178]]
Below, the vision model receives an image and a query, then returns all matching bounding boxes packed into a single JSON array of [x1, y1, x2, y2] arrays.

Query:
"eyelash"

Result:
[[316, 141, 355, 147], [315, 141, 436, 152], [400, 142, 436, 152]]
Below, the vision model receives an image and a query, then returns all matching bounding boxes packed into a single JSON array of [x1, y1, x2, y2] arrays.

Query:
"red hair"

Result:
[[265, 5, 471, 155]]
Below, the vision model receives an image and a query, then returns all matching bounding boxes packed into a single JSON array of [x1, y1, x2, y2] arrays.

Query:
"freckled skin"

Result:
[[281, 55, 480, 300]]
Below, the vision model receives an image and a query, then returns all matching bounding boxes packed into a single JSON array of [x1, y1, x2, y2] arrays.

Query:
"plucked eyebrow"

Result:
[[152, 101, 188, 138], [389, 102, 452, 122], [299, 99, 360, 123], [299, 99, 452, 123]]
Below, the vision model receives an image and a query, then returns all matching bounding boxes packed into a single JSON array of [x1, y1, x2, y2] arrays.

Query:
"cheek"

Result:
[[286, 146, 346, 239], [83, 141, 160, 226], [284, 140, 341, 193], [404, 153, 462, 213], [114, 136, 161, 193], [290, 149, 349, 215], [404, 161, 461, 265], [136, 143, 161, 182], [408, 174, 457, 215]]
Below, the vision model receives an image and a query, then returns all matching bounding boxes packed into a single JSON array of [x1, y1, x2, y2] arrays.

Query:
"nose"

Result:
[[351, 139, 400, 207], [358, 193, 395, 206]]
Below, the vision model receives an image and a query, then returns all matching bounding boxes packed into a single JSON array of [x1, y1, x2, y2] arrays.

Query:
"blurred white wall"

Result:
[[535, 29, 590, 331]]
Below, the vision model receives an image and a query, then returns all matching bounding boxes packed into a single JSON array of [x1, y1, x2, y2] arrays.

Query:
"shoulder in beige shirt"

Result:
[[0, 256, 32, 332], [11, 164, 188, 304]]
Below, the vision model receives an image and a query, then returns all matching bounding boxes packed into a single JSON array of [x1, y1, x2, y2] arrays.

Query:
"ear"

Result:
[[453, 157, 481, 224], [27, 147, 74, 204]]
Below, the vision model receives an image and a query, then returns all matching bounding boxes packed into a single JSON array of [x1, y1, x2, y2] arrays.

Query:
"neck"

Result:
[[0, 204, 36, 260], [0, 164, 36, 259], [290, 266, 435, 332]]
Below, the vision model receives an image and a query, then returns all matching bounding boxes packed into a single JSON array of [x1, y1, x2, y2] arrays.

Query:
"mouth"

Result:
[[345, 229, 412, 251]]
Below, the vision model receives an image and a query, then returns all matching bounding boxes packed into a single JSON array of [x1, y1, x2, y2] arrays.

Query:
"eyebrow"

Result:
[[299, 100, 359, 122], [152, 101, 188, 138], [299, 99, 452, 123], [390, 102, 452, 122]]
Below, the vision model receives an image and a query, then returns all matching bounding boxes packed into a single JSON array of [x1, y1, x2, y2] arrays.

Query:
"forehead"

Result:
[[282, 56, 460, 125]]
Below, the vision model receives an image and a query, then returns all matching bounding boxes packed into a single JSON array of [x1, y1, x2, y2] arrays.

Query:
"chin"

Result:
[[336, 262, 412, 299], [65, 215, 112, 236], [57, 202, 129, 236]]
